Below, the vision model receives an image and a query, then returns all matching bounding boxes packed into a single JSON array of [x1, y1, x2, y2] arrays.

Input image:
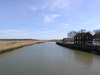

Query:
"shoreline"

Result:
[[56, 41, 100, 55], [0, 40, 47, 54]]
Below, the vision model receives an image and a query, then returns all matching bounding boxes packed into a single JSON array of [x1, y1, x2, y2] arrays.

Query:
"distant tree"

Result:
[[78, 29, 86, 33], [67, 31, 78, 38], [67, 29, 99, 38], [93, 29, 100, 39], [93, 29, 100, 34]]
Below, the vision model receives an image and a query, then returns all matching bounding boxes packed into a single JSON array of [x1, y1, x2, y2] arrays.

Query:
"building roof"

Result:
[[75, 32, 92, 37]]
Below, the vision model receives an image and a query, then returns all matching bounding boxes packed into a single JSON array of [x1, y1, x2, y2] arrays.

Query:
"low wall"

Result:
[[56, 42, 100, 55]]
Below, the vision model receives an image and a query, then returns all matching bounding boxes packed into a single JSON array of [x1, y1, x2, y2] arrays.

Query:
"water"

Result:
[[0, 42, 100, 75]]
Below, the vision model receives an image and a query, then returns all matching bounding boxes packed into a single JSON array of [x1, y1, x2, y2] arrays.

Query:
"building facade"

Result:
[[63, 38, 74, 42], [74, 33, 93, 45], [93, 33, 100, 46]]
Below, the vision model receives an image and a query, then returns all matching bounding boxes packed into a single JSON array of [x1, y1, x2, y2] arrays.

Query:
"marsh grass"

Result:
[[0, 40, 47, 53]]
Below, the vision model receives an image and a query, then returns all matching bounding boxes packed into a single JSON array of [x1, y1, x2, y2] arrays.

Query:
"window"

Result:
[[87, 36, 88, 39], [90, 36, 91, 39], [82, 36, 83, 39], [75, 37, 77, 39]]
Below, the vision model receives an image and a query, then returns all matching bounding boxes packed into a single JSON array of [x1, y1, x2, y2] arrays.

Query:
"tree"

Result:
[[93, 29, 100, 39], [93, 29, 100, 34], [67, 31, 78, 38], [78, 29, 86, 33]]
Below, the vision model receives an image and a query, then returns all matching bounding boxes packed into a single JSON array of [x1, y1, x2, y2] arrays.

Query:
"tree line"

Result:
[[67, 29, 100, 38]]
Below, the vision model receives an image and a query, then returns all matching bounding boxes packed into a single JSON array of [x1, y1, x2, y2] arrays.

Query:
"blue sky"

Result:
[[0, 0, 100, 39]]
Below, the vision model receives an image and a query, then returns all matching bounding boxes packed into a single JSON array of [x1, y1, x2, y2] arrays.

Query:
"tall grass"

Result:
[[0, 40, 47, 53]]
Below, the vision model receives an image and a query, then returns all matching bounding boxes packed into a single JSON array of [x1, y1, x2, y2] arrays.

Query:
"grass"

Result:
[[0, 40, 48, 54]]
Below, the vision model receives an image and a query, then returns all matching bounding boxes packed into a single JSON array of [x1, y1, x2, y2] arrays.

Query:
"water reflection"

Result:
[[73, 51, 93, 68]]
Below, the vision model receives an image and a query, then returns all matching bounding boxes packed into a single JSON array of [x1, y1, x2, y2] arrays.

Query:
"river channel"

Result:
[[0, 42, 100, 75]]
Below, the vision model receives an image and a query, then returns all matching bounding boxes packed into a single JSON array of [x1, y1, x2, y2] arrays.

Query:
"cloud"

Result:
[[95, 25, 100, 29], [41, 0, 70, 11], [62, 23, 69, 26], [42, 33, 66, 39], [55, 23, 69, 28], [43, 30, 55, 34], [44, 14, 60, 23], [33, 30, 56, 34], [31, 6, 38, 12], [0, 29, 34, 39]]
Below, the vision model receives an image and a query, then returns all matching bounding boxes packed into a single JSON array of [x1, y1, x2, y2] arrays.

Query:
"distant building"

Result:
[[93, 33, 100, 46], [63, 38, 74, 42], [74, 32, 93, 45]]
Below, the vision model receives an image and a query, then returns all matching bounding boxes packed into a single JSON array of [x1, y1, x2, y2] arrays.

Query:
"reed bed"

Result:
[[0, 40, 47, 53]]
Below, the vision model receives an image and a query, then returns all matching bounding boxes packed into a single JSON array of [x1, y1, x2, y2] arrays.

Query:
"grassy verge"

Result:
[[0, 40, 47, 54]]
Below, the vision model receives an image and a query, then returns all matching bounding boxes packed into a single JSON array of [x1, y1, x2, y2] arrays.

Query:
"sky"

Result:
[[0, 0, 100, 39]]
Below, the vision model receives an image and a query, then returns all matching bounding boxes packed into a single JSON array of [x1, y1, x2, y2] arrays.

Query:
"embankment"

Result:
[[56, 41, 100, 55], [0, 40, 47, 54]]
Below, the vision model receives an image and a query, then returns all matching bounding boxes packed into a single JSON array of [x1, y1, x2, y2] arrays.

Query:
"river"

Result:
[[0, 42, 100, 75]]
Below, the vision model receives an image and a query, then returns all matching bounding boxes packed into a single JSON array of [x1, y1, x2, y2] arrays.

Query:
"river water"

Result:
[[0, 42, 100, 75]]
